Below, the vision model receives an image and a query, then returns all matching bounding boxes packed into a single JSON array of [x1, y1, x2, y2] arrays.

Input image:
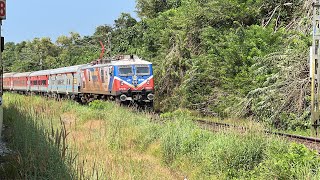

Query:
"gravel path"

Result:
[[0, 139, 9, 157], [0, 126, 10, 157]]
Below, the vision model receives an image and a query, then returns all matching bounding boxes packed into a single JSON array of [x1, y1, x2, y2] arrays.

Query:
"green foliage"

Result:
[[161, 119, 210, 164], [154, 117, 320, 179], [160, 108, 193, 119], [255, 142, 320, 179], [89, 100, 106, 110], [136, 0, 182, 18], [4, 93, 320, 179], [3, 96, 74, 179]]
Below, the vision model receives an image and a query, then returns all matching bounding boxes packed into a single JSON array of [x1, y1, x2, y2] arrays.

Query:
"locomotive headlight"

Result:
[[120, 81, 124, 86], [147, 80, 150, 85]]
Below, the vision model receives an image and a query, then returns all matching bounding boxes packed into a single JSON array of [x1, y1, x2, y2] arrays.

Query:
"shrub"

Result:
[[255, 142, 320, 179]]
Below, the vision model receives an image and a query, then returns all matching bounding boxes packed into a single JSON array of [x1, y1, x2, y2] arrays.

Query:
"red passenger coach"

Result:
[[3, 73, 15, 90], [12, 72, 31, 91], [29, 72, 49, 92]]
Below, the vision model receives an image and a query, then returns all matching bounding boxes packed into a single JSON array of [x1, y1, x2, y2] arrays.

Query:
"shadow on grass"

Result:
[[1, 102, 77, 179]]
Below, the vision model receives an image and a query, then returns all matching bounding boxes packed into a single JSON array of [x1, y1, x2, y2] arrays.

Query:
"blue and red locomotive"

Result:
[[3, 55, 155, 105]]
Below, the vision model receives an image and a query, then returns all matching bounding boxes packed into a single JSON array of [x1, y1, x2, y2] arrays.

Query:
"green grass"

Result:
[[2, 93, 320, 179], [179, 108, 316, 138], [2, 95, 76, 179]]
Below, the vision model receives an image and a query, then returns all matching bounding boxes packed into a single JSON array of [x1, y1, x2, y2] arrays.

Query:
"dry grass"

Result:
[[3, 93, 182, 179]]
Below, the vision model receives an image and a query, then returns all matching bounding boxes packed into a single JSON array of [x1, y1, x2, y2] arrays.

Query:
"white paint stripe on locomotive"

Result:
[[114, 76, 135, 88], [114, 76, 154, 88], [137, 75, 153, 88]]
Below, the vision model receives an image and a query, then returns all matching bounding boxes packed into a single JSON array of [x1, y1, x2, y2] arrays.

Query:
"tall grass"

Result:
[[2, 93, 320, 179], [3, 96, 75, 179]]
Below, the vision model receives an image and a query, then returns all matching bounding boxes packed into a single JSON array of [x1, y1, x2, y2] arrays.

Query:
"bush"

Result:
[[89, 100, 107, 110], [255, 143, 320, 179]]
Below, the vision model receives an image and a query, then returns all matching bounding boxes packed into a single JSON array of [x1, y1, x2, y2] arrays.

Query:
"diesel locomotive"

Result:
[[3, 55, 154, 105]]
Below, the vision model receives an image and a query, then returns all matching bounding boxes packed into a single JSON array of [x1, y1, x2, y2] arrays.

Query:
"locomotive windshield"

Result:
[[118, 66, 133, 76], [136, 66, 150, 76]]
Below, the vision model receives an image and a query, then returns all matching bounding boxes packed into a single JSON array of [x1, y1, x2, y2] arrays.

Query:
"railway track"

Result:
[[196, 120, 320, 153]]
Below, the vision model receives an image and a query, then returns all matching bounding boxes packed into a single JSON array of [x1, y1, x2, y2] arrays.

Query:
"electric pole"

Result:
[[0, 0, 5, 139], [311, 0, 320, 137]]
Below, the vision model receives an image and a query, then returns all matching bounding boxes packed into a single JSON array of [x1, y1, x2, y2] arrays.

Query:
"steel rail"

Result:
[[196, 119, 320, 144]]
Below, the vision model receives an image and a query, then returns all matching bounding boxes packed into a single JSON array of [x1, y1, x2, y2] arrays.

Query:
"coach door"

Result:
[[105, 67, 111, 92], [72, 73, 74, 93], [107, 66, 114, 93], [53, 75, 58, 92]]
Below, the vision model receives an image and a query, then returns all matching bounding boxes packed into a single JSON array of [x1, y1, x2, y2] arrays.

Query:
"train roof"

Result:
[[29, 70, 51, 76], [110, 56, 152, 66], [3, 56, 152, 77], [13, 72, 32, 77], [50, 64, 87, 75], [3, 73, 16, 78], [81, 56, 151, 69], [28, 65, 87, 76]]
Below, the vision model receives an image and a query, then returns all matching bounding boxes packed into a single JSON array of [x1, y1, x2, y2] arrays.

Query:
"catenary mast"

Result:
[[0, 0, 5, 138], [311, 0, 320, 136]]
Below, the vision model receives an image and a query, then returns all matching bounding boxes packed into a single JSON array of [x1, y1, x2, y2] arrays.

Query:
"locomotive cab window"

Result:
[[118, 66, 133, 76], [136, 66, 150, 76]]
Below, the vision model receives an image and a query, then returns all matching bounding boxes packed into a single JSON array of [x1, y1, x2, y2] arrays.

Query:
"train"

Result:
[[3, 55, 155, 106]]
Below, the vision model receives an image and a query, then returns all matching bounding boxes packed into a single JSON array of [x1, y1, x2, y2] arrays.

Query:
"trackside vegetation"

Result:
[[2, 93, 320, 179]]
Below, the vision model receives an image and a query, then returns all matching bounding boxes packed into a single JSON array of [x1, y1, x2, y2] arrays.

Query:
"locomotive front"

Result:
[[112, 58, 154, 104]]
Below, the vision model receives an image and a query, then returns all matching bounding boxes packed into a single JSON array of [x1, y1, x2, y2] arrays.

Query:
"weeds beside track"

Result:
[[196, 119, 320, 153], [3, 93, 320, 179]]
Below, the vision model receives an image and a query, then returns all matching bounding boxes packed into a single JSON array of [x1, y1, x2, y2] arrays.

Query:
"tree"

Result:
[[114, 13, 137, 29], [136, 0, 182, 18]]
